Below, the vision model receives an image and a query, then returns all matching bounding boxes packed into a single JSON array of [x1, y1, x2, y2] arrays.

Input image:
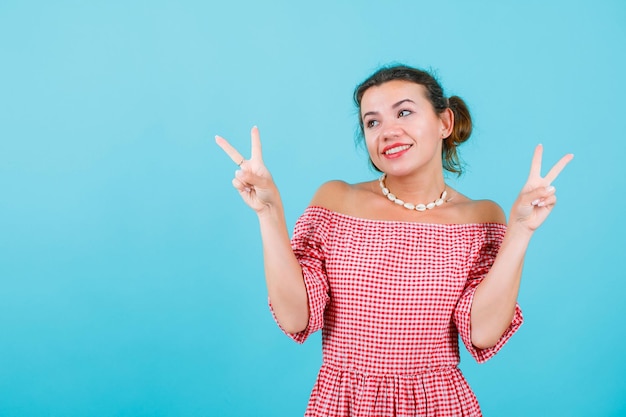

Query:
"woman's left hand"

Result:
[[510, 144, 574, 232]]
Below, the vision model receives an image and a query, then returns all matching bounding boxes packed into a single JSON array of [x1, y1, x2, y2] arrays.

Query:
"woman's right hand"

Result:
[[215, 126, 280, 214]]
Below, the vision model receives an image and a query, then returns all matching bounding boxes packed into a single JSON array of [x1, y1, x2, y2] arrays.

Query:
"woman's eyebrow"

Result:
[[362, 99, 416, 120], [392, 99, 415, 109], [362, 110, 379, 119]]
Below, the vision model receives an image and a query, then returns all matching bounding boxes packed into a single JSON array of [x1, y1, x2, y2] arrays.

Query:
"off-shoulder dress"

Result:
[[273, 206, 523, 417]]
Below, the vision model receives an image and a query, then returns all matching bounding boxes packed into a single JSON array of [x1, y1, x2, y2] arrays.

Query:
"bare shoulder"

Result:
[[309, 180, 377, 215], [473, 199, 507, 224], [309, 180, 353, 212], [452, 195, 506, 224], [308, 181, 507, 224], [451, 191, 506, 224]]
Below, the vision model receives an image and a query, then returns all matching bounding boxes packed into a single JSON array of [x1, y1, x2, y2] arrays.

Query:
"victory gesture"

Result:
[[215, 65, 578, 416], [510, 144, 574, 232], [215, 126, 280, 213]]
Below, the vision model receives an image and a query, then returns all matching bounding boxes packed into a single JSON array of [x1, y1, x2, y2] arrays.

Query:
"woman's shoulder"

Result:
[[307, 180, 507, 226], [449, 192, 506, 224], [309, 180, 363, 213]]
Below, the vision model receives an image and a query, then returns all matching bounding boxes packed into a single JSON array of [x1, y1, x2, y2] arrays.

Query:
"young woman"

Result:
[[216, 65, 573, 417]]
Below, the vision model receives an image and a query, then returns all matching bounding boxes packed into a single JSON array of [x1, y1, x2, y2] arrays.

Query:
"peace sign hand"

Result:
[[510, 144, 574, 233], [215, 126, 280, 214]]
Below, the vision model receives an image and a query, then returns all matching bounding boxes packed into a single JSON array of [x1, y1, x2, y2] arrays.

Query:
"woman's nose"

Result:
[[381, 123, 403, 140]]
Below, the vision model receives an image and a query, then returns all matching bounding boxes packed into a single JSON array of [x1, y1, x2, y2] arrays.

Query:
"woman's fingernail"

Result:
[[531, 199, 540, 206], [546, 186, 555, 192]]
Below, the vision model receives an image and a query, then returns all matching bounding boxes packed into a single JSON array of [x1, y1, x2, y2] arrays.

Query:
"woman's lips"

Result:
[[382, 144, 412, 158]]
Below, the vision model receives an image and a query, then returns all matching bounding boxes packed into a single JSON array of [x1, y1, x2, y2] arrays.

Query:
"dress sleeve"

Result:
[[269, 207, 331, 344], [453, 224, 524, 363]]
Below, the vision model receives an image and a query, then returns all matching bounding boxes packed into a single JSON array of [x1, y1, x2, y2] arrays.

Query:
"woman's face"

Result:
[[360, 80, 451, 177]]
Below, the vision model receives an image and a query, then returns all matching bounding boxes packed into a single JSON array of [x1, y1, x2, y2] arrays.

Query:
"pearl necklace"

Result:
[[378, 173, 448, 212]]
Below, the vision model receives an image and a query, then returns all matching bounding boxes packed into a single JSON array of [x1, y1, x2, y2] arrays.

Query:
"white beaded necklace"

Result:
[[378, 173, 448, 212]]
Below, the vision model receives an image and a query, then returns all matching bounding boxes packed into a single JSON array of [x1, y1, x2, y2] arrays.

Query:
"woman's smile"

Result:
[[382, 143, 413, 158]]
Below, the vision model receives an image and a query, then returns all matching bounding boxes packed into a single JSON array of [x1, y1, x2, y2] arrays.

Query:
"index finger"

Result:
[[215, 135, 245, 165], [544, 153, 574, 185]]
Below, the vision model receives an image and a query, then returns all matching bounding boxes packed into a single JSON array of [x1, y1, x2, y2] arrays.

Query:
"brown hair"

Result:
[[354, 65, 472, 175]]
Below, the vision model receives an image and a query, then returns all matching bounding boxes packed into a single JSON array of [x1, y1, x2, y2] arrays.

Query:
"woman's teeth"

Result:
[[385, 145, 411, 155]]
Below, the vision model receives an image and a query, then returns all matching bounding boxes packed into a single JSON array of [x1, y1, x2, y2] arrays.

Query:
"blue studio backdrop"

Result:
[[1, 1, 624, 416]]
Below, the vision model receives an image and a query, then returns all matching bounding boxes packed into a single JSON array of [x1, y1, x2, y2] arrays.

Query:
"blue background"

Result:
[[1, 1, 624, 416]]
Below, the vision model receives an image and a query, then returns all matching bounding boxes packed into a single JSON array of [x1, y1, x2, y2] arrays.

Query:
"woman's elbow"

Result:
[[278, 315, 309, 335], [470, 330, 500, 350]]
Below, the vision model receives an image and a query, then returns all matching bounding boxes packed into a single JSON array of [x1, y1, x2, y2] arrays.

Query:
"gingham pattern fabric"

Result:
[[275, 206, 523, 417]]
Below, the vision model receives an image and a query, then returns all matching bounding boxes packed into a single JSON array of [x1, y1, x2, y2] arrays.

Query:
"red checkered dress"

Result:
[[275, 206, 523, 417]]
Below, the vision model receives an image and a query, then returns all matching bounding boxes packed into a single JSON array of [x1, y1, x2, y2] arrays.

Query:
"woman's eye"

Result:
[[366, 119, 379, 128], [398, 109, 412, 118]]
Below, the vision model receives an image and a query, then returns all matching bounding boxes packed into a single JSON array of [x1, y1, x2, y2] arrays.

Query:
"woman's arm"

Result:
[[469, 222, 530, 349], [470, 145, 573, 349], [216, 127, 309, 334]]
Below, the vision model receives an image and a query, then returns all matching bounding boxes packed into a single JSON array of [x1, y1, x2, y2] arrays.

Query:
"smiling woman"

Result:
[[355, 66, 472, 177], [216, 64, 573, 417]]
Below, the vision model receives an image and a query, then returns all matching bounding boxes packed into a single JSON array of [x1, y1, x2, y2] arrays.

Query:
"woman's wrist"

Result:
[[504, 221, 534, 245]]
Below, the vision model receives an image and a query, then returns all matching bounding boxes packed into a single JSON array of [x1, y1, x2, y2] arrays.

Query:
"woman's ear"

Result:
[[440, 107, 454, 139]]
